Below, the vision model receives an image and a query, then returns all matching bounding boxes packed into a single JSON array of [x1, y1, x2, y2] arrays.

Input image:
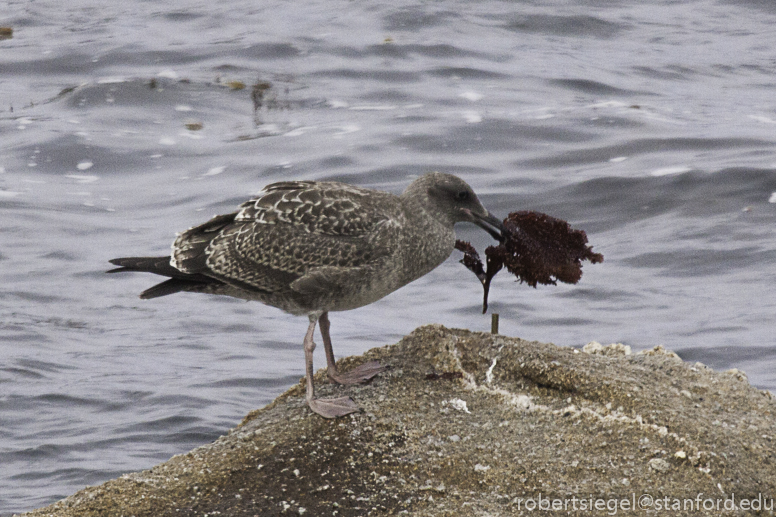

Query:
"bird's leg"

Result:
[[303, 313, 359, 418], [319, 311, 386, 385]]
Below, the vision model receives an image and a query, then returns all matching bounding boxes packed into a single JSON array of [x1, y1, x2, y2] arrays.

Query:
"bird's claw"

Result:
[[307, 396, 360, 418], [328, 360, 386, 385]]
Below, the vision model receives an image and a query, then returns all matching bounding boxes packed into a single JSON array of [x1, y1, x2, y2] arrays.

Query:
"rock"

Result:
[[582, 341, 632, 356], [649, 458, 671, 473], [18, 325, 776, 516]]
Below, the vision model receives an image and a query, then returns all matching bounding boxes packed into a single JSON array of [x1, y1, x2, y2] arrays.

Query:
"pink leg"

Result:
[[319, 311, 386, 385], [303, 313, 359, 418]]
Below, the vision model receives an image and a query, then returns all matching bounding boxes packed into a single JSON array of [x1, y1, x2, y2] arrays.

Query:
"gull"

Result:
[[108, 172, 503, 418]]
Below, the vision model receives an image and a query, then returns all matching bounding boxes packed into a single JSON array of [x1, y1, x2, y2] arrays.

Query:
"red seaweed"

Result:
[[456, 211, 603, 313]]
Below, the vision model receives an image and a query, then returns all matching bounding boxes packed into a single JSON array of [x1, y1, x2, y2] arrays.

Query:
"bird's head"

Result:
[[406, 172, 504, 241]]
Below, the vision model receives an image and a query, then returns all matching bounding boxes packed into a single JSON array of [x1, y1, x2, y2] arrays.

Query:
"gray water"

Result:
[[2, 0, 776, 513]]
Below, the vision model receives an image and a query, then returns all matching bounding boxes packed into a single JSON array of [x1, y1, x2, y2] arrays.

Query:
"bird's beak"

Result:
[[466, 209, 505, 242]]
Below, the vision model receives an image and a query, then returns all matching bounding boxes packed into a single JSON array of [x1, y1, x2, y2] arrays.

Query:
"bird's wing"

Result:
[[171, 212, 237, 274], [171, 181, 400, 294], [235, 181, 390, 236]]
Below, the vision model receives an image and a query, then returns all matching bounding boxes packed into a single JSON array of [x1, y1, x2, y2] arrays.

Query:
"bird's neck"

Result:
[[398, 195, 456, 284]]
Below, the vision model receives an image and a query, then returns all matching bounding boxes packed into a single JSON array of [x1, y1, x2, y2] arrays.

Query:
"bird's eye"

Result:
[[456, 191, 470, 201]]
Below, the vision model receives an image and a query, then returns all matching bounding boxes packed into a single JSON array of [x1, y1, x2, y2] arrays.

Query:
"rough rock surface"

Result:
[[20, 325, 776, 516]]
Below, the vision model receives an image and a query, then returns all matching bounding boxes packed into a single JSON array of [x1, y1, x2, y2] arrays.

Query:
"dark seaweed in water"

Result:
[[455, 211, 604, 313]]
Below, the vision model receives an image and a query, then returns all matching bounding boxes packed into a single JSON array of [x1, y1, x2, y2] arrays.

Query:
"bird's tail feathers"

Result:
[[108, 256, 221, 299], [108, 256, 183, 277], [138, 278, 195, 299]]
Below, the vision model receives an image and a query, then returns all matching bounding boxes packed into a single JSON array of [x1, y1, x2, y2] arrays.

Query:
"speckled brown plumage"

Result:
[[108, 172, 503, 418]]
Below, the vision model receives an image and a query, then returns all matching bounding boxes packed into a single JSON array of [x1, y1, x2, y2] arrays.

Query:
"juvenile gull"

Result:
[[108, 172, 503, 418]]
